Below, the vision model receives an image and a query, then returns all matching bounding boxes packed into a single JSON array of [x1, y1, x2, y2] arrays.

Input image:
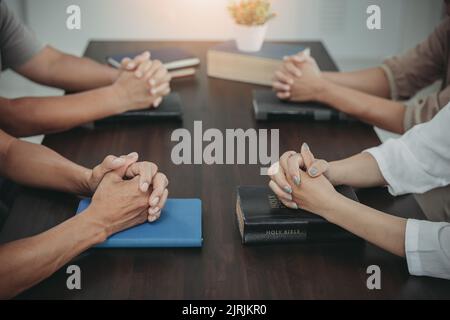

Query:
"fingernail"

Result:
[[127, 152, 138, 158], [284, 194, 293, 201], [127, 62, 135, 69], [141, 182, 149, 192], [151, 88, 157, 95], [288, 79, 294, 85], [148, 213, 158, 222], [293, 176, 301, 185], [284, 186, 292, 194], [149, 206, 160, 215], [135, 71, 142, 78], [309, 167, 318, 177], [302, 143, 309, 151], [150, 197, 160, 207], [112, 158, 125, 165], [290, 203, 299, 210], [149, 79, 156, 86]]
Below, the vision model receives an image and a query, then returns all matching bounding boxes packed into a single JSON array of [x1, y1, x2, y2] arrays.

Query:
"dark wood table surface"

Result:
[[1, 41, 450, 299]]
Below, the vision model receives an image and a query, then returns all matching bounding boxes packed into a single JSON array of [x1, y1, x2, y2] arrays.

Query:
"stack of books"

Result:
[[107, 47, 200, 79]]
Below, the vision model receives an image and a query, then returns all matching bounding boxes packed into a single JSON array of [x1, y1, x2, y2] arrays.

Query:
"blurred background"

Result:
[[0, 0, 444, 141]]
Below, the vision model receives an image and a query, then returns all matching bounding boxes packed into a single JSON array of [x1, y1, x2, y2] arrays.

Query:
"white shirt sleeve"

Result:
[[364, 103, 450, 196], [364, 104, 450, 279], [405, 219, 450, 279]]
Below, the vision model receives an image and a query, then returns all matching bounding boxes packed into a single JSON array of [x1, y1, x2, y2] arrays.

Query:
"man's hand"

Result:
[[84, 152, 169, 222], [272, 51, 328, 101], [84, 171, 152, 239], [113, 52, 171, 110]]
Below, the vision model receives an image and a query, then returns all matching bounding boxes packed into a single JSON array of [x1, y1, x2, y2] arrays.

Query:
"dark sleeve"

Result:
[[0, 1, 44, 70]]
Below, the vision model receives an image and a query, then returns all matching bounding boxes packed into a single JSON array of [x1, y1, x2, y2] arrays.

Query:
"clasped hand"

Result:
[[113, 51, 172, 110], [268, 143, 340, 218], [83, 152, 168, 239], [272, 51, 327, 102]]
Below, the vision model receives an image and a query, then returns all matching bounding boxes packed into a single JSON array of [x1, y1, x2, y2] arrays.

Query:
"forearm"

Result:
[[322, 194, 407, 257], [47, 54, 119, 92], [317, 81, 406, 133], [0, 212, 105, 299], [0, 86, 125, 137], [17, 46, 119, 92], [323, 67, 391, 98], [0, 132, 90, 194], [328, 152, 386, 188]]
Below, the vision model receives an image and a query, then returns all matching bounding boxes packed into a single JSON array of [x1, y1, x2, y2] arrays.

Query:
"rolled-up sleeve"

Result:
[[405, 219, 450, 280], [364, 103, 450, 196], [381, 18, 449, 130]]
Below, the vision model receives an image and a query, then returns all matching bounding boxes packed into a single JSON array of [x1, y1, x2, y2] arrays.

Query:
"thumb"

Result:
[[113, 152, 139, 177], [307, 159, 329, 178], [92, 155, 127, 182]]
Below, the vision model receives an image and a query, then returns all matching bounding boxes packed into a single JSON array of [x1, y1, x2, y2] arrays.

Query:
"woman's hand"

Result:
[[272, 51, 328, 102], [268, 143, 338, 215]]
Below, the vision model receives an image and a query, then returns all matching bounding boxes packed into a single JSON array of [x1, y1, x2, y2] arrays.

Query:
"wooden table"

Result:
[[2, 41, 450, 299]]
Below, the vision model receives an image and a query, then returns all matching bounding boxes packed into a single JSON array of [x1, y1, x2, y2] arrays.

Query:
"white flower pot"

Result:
[[234, 24, 268, 52]]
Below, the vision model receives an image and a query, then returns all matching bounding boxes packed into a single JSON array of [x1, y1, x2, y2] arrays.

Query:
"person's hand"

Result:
[[272, 51, 327, 102], [84, 152, 169, 222], [113, 56, 171, 110], [268, 143, 330, 209], [84, 171, 152, 238], [85, 152, 139, 195]]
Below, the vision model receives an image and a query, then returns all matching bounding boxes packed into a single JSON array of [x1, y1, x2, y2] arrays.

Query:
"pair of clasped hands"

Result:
[[268, 143, 340, 218], [82, 53, 172, 237]]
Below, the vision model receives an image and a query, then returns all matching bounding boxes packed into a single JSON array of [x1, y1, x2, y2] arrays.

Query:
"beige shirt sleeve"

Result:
[[381, 18, 449, 130]]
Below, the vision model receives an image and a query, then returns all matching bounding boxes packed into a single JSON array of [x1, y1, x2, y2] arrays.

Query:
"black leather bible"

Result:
[[236, 186, 360, 245], [252, 89, 352, 121], [95, 93, 183, 123]]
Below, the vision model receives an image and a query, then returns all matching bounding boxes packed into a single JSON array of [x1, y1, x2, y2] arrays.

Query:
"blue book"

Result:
[[76, 198, 202, 248]]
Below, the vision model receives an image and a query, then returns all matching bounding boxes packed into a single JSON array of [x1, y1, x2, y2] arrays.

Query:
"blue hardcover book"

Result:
[[76, 198, 202, 248]]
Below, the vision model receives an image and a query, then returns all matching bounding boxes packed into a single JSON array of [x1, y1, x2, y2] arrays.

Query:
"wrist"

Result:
[[108, 83, 129, 114], [314, 79, 336, 103], [73, 209, 108, 245], [326, 161, 340, 186], [78, 207, 109, 244], [320, 192, 348, 223]]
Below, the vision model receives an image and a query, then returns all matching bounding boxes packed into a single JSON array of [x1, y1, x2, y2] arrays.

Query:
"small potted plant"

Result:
[[228, 0, 276, 52]]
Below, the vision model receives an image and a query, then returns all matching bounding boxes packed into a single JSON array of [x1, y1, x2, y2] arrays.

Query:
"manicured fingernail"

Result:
[[302, 143, 309, 151], [284, 194, 293, 201], [151, 88, 158, 95], [141, 182, 149, 192], [290, 202, 298, 210], [149, 206, 160, 215], [127, 152, 138, 158], [284, 186, 292, 194], [293, 176, 301, 185], [309, 167, 318, 177], [148, 213, 158, 222], [112, 158, 125, 165], [150, 197, 160, 207], [127, 62, 135, 69]]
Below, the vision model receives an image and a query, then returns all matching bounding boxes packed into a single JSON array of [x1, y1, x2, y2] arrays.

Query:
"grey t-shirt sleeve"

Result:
[[0, 0, 44, 70]]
